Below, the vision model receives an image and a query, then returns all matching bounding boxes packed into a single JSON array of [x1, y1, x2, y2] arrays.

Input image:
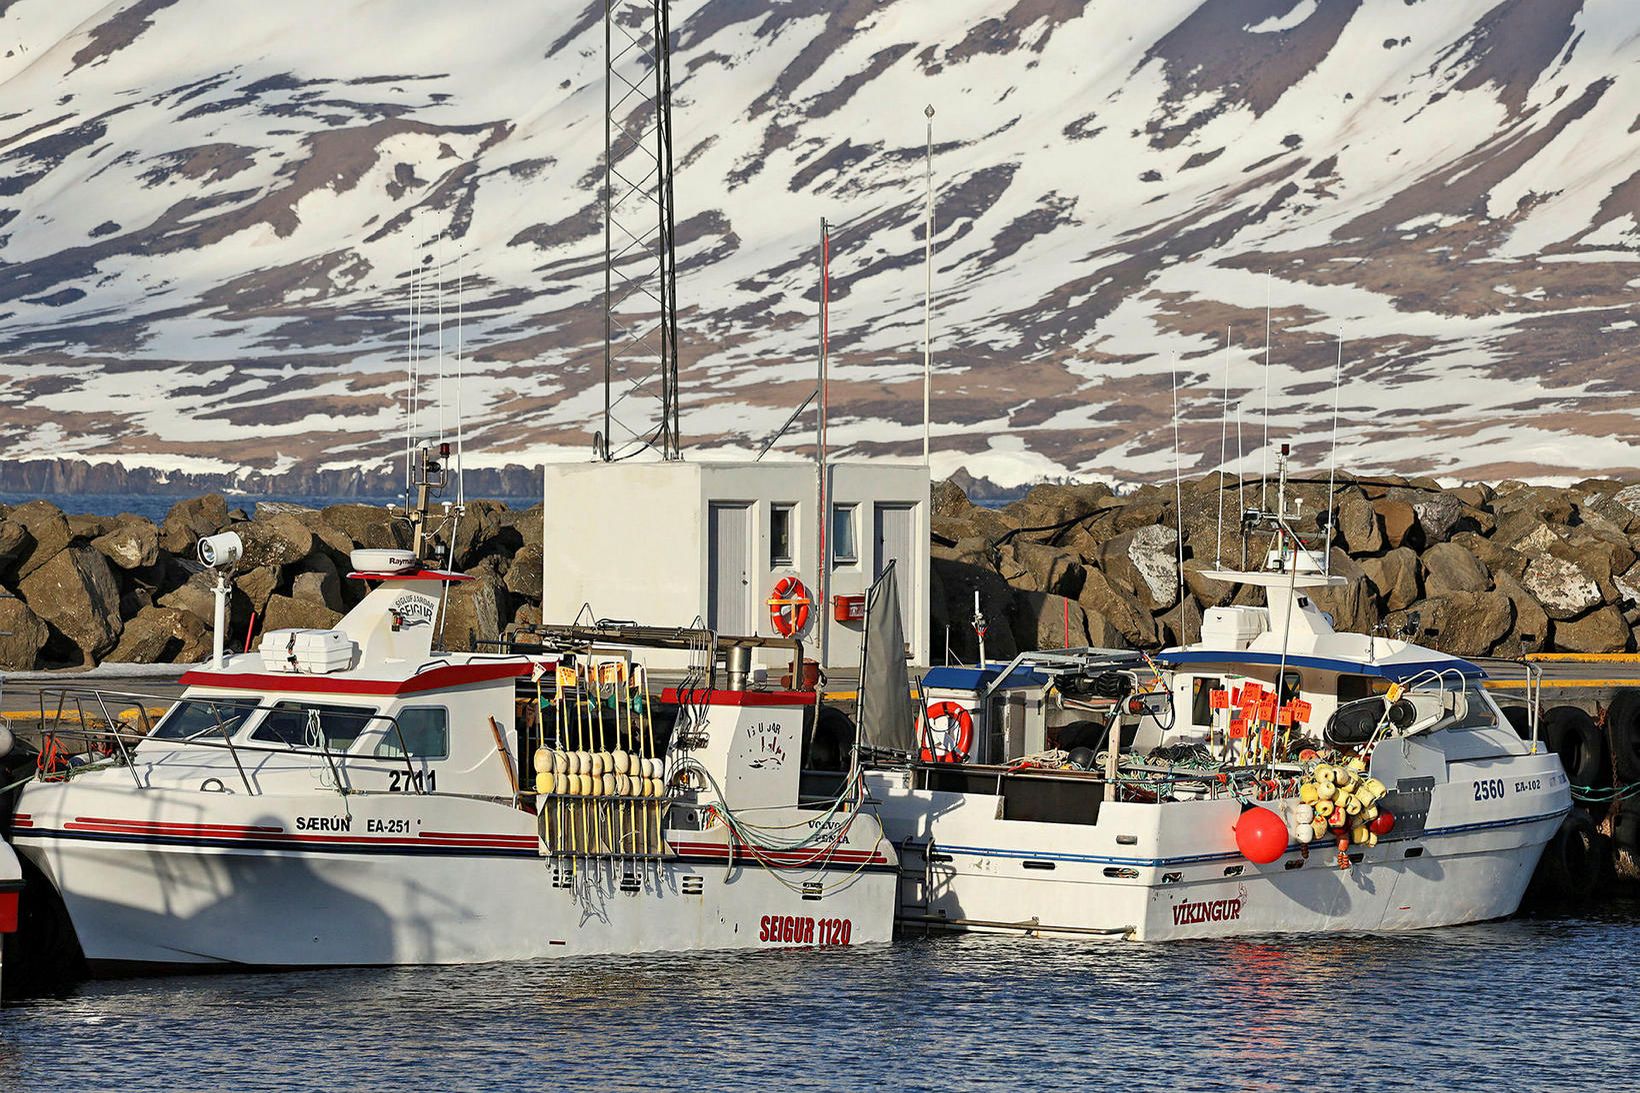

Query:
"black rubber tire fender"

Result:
[[1605, 688, 1640, 784], [1501, 705, 1534, 740], [1541, 706, 1606, 789], [1614, 809, 1640, 853], [1528, 808, 1602, 906]]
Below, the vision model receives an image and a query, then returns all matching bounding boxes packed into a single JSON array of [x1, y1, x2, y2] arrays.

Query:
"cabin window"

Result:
[[376, 707, 450, 760], [1191, 677, 1223, 727], [831, 504, 858, 566], [251, 701, 377, 750], [148, 699, 250, 741], [1279, 671, 1303, 705], [770, 503, 795, 568]]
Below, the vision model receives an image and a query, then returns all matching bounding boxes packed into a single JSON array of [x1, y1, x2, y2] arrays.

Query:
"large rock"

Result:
[[1374, 499, 1418, 549], [1409, 493, 1465, 543], [932, 554, 1019, 662], [932, 478, 974, 519], [107, 606, 210, 664], [1421, 542, 1489, 596], [1002, 482, 1113, 529], [0, 519, 27, 569], [159, 494, 229, 554], [0, 595, 50, 669], [1388, 592, 1512, 658], [1156, 596, 1204, 646], [998, 540, 1085, 599], [236, 515, 315, 569], [1362, 547, 1420, 611], [450, 500, 514, 569], [504, 542, 545, 601], [91, 519, 159, 570], [1078, 568, 1157, 647], [320, 503, 409, 550], [292, 558, 345, 613], [1337, 496, 1383, 554], [1011, 590, 1088, 651], [1521, 554, 1603, 620], [234, 566, 281, 613], [161, 571, 222, 623], [17, 546, 123, 663], [261, 594, 343, 633], [441, 573, 502, 652], [1555, 606, 1631, 654], [1493, 571, 1550, 653], [1099, 524, 1179, 609], [6, 500, 71, 581], [1450, 531, 1526, 582], [1309, 550, 1378, 634], [1183, 560, 1234, 608]]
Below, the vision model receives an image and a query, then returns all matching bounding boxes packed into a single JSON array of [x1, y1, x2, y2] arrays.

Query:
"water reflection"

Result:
[[2, 905, 1638, 1092]]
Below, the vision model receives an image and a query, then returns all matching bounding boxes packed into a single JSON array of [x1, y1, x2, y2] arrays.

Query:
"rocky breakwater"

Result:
[[932, 475, 1640, 661], [0, 496, 545, 671]]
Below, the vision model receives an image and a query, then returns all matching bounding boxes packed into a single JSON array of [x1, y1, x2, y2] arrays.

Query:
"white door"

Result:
[[873, 503, 915, 624], [708, 502, 753, 634]]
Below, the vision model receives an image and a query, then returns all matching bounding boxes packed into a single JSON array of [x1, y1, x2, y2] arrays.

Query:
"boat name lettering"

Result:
[[757, 915, 852, 945], [1473, 778, 1506, 802], [744, 721, 786, 770], [390, 593, 438, 626], [296, 815, 353, 833], [1171, 895, 1244, 927]]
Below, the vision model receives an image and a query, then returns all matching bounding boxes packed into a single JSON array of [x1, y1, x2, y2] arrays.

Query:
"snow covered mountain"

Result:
[[0, 0, 1636, 487]]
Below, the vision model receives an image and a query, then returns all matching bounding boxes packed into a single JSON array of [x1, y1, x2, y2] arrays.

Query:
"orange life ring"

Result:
[[918, 701, 975, 764], [768, 576, 812, 637]]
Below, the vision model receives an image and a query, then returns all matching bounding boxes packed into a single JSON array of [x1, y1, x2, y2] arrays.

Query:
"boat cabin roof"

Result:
[[1157, 648, 1484, 681]]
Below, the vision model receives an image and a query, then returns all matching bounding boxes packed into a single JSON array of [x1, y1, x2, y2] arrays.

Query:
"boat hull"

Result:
[[869, 755, 1569, 941], [11, 784, 893, 970]]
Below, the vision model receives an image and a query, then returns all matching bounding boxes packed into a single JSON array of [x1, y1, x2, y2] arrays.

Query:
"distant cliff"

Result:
[[0, 458, 545, 499]]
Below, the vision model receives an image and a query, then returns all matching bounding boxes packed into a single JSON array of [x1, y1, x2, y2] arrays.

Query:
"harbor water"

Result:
[[3, 906, 1637, 1092]]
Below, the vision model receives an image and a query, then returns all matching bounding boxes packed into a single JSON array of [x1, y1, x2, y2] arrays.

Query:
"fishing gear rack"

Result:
[[531, 653, 669, 864]]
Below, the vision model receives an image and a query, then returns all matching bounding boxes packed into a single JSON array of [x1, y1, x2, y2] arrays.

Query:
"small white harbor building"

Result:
[[541, 461, 930, 672]]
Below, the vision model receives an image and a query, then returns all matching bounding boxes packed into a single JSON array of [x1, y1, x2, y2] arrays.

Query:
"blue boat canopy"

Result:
[[1154, 649, 1485, 681], [922, 663, 1049, 693]]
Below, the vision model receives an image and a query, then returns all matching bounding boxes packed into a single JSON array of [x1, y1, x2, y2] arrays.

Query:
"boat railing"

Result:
[[25, 687, 441, 799]]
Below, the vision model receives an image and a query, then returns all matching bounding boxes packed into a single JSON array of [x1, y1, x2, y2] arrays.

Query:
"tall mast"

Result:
[[600, 0, 682, 461]]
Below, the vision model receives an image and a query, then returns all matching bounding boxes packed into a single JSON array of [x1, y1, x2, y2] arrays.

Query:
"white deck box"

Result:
[[260, 628, 359, 674]]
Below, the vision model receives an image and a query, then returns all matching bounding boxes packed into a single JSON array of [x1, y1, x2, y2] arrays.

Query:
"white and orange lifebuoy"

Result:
[[767, 576, 812, 637], [918, 701, 975, 764]]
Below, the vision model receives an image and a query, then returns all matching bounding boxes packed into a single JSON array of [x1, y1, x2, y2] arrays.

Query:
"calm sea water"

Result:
[[3, 906, 1637, 1092], [0, 494, 537, 523]]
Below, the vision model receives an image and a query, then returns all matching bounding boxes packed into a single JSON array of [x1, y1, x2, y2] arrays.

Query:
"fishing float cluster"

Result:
[[1235, 754, 1396, 869], [531, 659, 671, 860]]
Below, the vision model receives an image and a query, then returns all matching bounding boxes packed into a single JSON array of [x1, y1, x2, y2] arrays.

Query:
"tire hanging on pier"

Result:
[[1541, 706, 1605, 791], [1527, 808, 1602, 906], [1605, 689, 1640, 784]]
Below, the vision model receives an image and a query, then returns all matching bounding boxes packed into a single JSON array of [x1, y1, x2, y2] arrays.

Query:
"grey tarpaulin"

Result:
[[857, 561, 916, 753]]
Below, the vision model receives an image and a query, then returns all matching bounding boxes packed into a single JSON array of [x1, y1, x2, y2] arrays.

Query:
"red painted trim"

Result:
[[52, 817, 537, 852], [0, 890, 19, 933], [670, 840, 887, 866], [346, 569, 473, 582], [179, 660, 532, 695], [661, 687, 817, 708]]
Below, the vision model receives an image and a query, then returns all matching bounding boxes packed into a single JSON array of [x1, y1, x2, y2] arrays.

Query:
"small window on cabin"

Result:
[[1191, 677, 1223, 726], [1337, 675, 1376, 704], [251, 701, 375, 750], [1279, 671, 1303, 706], [148, 699, 248, 740], [770, 504, 795, 568], [832, 504, 858, 567], [376, 707, 450, 760]]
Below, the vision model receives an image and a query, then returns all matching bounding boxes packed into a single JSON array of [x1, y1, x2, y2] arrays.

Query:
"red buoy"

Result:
[[1368, 810, 1395, 836], [1234, 805, 1289, 864]]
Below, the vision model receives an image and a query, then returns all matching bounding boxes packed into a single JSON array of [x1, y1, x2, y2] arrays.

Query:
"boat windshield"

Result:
[[148, 699, 254, 741], [250, 701, 379, 751]]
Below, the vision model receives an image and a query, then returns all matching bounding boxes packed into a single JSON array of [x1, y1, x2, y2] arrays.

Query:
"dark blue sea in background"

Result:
[[3, 908, 1638, 1092], [0, 493, 539, 522]]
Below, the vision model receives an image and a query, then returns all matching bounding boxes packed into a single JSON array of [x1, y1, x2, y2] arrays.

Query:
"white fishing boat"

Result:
[[862, 465, 1569, 940], [4, 451, 894, 975]]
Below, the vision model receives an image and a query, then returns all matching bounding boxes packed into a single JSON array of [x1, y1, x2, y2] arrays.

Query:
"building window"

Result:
[[832, 503, 858, 566], [770, 503, 795, 568], [376, 707, 449, 760]]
